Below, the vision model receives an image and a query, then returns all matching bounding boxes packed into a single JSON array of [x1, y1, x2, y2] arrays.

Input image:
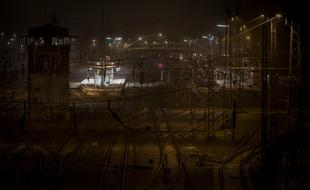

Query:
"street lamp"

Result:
[[216, 24, 229, 28], [276, 14, 282, 18]]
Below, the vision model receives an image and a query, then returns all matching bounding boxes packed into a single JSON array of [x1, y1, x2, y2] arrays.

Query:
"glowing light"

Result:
[[246, 36, 250, 40], [157, 63, 165, 69], [158, 33, 162, 37], [202, 36, 208, 39], [276, 14, 282, 18], [217, 24, 229, 28], [138, 37, 142, 41], [92, 39, 96, 43], [164, 41, 168, 44]]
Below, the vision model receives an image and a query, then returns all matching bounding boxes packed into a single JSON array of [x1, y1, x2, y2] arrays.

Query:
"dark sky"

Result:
[[0, 0, 304, 39]]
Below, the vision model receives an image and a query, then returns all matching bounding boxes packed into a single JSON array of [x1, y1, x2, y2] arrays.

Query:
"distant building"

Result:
[[26, 24, 72, 120]]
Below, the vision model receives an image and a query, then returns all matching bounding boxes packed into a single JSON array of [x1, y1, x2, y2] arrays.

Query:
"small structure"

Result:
[[26, 24, 72, 120]]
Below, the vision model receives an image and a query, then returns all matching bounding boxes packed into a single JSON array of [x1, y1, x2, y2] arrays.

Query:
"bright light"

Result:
[[158, 33, 162, 37], [202, 36, 208, 39], [92, 39, 96, 43], [138, 37, 142, 41], [115, 37, 122, 41], [246, 36, 250, 40], [97, 62, 100, 65], [276, 14, 282, 18], [260, 14, 265, 17], [153, 41, 156, 44], [7, 42, 10, 45], [144, 41, 148, 44], [183, 39, 188, 42], [106, 37, 112, 40], [217, 24, 229, 28], [164, 41, 168, 44]]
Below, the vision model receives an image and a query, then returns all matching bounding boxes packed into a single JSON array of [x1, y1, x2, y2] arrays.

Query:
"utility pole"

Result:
[[101, 8, 106, 86]]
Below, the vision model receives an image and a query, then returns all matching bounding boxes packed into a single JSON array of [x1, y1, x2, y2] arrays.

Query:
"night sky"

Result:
[[0, 0, 301, 38]]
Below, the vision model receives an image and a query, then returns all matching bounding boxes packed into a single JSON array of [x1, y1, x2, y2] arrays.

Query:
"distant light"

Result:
[[183, 39, 188, 42], [13, 34, 16, 38], [20, 45, 24, 48], [115, 37, 122, 41], [202, 36, 208, 39], [111, 62, 114, 65], [260, 14, 265, 18], [92, 42, 96, 46], [10, 38, 14, 41], [144, 41, 148, 44], [138, 37, 142, 41], [231, 17, 234, 21], [158, 33, 162, 37], [276, 14, 282, 18], [217, 24, 229, 28], [92, 39, 96, 43], [7, 42, 10, 45], [1, 32, 4, 36], [157, 63, 164, 69], [97, 62, 100, 65], [106, 37, 112, 40], [164, 41, 168, 44], [153, 41, 156, 44], [246, 36, 250, 40]]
